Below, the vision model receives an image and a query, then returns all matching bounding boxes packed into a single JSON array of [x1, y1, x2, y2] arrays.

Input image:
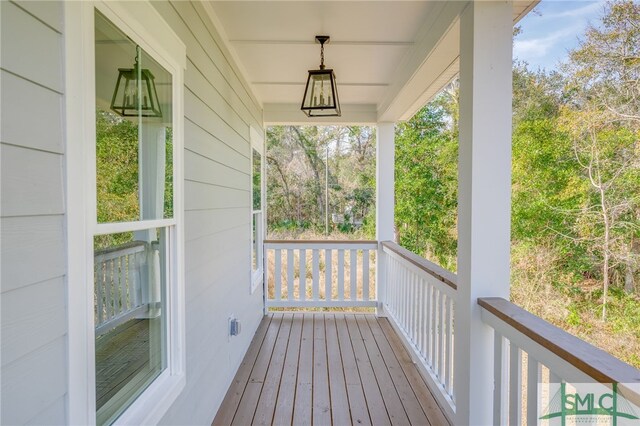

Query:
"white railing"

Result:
[[480, 297, 640, 425], [94, 241, 147, 335], [264, 240, 378, 308], [380, 241, 457, 421]]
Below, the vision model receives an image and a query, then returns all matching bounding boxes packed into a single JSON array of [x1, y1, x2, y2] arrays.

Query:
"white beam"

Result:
[[454, 2, 513, 425], [376, 122, 395, 316], [263, 103, 377, 125], [377, 1, 465, 122]]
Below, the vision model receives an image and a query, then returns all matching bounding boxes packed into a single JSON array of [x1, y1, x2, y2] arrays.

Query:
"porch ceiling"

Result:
[[203, 1, 537, 124]]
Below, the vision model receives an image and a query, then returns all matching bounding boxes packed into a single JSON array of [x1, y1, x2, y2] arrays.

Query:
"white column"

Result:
[[376, 122, 395, 316], [454, 2, 513, 425]]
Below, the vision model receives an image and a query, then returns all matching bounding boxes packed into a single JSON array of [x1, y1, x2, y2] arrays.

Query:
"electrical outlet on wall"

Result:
[[228, 316, 241, 340]]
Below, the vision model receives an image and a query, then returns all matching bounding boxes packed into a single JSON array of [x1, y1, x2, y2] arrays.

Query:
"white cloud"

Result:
[[540, 1, 604, 20], [514, 26, 579, 58]]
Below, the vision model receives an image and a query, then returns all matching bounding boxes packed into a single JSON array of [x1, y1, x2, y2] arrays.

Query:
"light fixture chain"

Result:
[[320, 42, 325, 68]]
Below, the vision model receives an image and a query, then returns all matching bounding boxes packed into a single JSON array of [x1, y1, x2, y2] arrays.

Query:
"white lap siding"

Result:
[[152, 2, 264, 424], [1, 1, 67, 425]]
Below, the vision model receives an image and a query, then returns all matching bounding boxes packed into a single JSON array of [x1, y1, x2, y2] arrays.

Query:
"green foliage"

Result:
[[266, 125, 376, 238], [394, 90, 458, 271], [96, 110, 140, 224], [95, 110, 173, 248]]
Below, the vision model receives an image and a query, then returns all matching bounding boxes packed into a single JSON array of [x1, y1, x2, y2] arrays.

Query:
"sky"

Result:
[[513, 0, 606, 71]]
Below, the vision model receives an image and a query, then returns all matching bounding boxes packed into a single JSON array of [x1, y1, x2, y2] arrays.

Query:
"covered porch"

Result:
[[206, 0, 640, 423]]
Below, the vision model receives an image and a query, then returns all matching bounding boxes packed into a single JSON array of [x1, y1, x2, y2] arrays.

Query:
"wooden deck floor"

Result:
[[95, 319, 150, 410], [213, 313, 449, 426]]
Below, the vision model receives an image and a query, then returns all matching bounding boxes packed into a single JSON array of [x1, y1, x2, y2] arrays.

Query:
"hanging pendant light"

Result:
[[110, 47, 162, 118], [301, 35, 341, 117]]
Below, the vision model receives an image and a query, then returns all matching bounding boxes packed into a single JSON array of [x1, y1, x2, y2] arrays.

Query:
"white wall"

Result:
[[0, 1, 68, 424], [151, 2, 265, 424], [1, 1, 264, 424]]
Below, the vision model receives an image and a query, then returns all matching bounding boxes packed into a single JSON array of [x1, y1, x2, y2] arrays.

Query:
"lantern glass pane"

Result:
[[95, 11, 174, 224], [301, 70, 341, 116]]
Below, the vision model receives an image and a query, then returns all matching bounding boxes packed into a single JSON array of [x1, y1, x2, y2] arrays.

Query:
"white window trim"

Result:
[[65, 2, 186, 425], [250, 126, 265, 294]]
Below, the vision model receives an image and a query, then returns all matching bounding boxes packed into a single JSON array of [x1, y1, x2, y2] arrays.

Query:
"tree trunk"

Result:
[[625, 238, 639, 294], [600, 185, 610, 321]]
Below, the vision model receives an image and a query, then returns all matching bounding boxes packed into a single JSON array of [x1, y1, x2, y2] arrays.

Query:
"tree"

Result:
[[394, 89, 458, 270], [266, 125, 376, 236], [559, 0, 640, 318], [566, 1, 640, 123]]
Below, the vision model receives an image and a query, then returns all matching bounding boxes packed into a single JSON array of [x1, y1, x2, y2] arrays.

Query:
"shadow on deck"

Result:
[[213, 313, 449, 426]]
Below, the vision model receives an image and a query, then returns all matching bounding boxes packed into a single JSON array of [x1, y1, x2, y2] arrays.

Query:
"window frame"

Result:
[[250, 127, 265, 294], [65, 2, 186, 425]]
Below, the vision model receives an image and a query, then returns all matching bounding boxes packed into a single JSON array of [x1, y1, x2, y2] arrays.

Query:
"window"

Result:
[[251, 136, 264, 292], [66, 2, 185, 424], [91, 8, 183, 425]]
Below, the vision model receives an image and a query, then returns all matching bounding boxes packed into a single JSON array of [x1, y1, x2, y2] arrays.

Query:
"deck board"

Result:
[[213, 313, 449, 426], [325, 314, 353, 426], [292, 314, 313, 425], [365, 315, 430, 425], [95, 319, 150, 410], [346, 315, 392, 426], [312, 314, 332, 426], [335, 314, 372, 426], [272, 313, 303, 425], [213, 316, 272, 426], [354, 315, 410, 425], [253, 314, 293, 425], [231, 314, 283, 426]]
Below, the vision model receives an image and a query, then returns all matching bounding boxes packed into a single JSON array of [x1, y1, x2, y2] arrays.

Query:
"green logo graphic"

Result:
[[540, 383, 639, 425]]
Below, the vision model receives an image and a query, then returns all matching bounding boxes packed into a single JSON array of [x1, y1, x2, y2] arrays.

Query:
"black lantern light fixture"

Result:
[[301, 35, 341, 117], [110, 48, 162, 118]]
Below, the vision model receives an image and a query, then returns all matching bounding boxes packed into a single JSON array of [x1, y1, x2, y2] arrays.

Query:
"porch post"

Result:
[[376, 122, 395, 316], [454, 2, 513, 425]]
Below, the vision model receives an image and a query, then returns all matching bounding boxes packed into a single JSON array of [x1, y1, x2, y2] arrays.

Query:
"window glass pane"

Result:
[[252, 212, 259, 272], [94, 228, 168, 425], [252, 148, 261, 211], [95, 11, 173, 223]]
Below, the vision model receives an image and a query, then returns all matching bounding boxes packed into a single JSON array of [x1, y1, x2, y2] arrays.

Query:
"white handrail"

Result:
[[264, 240, 378, 309], [380, 241, 457, 421]]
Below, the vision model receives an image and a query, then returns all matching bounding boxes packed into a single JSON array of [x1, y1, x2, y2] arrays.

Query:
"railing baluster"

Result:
[[443, 293, 451, 392], [312, 249, 319, 301], [325, 249, 332, 302], [337, 250, 345, 300], [412, 273, 418, 344], [433, 285, 439, 368], [350, 249, 357, 300], [438, 290, 445, 381], [387, 256, 393, 311], [299, 249, 306, 301], [448, 297, 455, 395], [96, 262, 103, 325], [404, 266, 409, 331], [287, 249, 294, 301], [418, 277, 427, 358], [105, 260, 113, 320], [509, 341, 522, 426], [274, 248, 282, 301], [527, 354, 539, 426], [362, 249, 369, 301], [426, 282, 433, 364], [119, 256, 126, 313], [494, 331, 505, 426]]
